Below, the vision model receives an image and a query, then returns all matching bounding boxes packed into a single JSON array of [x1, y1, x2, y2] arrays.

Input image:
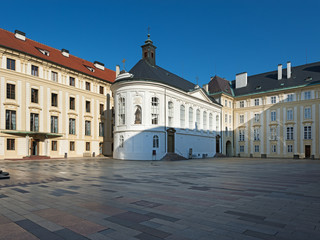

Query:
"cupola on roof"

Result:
[[141, 33, 157, 66]]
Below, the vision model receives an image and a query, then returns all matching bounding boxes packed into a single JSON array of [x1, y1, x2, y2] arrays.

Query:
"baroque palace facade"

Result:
[[0, 28, 115, 159], [207, 61, 320, 159]]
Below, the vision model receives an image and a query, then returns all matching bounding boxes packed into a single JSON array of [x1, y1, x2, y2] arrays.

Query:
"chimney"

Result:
[[202, 84, 209, 93], [15, 30, 26, 41], [116, 65, 120, 77], [61, 49, 69, 57], [287, 61, 291, 79], [94, 61, 105, 70], [278, 64, 282, 80], [235, 72, 247, 89]]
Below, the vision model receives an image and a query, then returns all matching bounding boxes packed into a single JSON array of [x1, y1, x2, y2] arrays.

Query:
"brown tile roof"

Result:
[[0, 28, 115, 83], [208, 75, 232, 95]]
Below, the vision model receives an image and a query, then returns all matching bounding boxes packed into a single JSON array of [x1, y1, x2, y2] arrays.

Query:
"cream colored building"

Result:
[[0, 29, 115, 159], [207, 62, 320, 159]]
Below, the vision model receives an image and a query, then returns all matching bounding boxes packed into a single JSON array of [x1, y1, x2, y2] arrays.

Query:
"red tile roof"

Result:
[[0, 28, 115, 83]]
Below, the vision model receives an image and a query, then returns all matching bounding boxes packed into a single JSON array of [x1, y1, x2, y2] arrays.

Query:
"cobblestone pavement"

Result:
[[0, 157, 320, 240]]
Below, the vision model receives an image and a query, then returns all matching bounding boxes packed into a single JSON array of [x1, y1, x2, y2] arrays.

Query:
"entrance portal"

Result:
[[167, 128, 176, 153], [305, 145, 311, 158], [216, 135, 220, 153], [31, 139, 39, 156], [226, 141, 232, 157]]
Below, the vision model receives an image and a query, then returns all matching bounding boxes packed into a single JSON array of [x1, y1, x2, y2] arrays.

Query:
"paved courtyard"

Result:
[[0, 157, 319, 240]]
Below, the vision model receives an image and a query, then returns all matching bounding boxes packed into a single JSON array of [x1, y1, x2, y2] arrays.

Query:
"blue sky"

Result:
[[3, 0, 320, 86]]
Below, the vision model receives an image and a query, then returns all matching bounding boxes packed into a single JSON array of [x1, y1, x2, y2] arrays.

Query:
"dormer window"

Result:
[[85, 65, 95, 72], [36, 47, 50, 56]]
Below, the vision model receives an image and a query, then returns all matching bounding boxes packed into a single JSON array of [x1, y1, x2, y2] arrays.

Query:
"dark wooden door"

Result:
[[305, 145, 311, 158], [167, 132, 174, 153], [31, 140, 39, 156]]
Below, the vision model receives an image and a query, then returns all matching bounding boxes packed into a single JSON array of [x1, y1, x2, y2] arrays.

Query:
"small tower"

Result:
[[141, 33, 157, 66]]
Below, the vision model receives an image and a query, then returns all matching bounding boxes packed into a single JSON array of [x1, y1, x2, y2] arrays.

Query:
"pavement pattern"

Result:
[[0, 157, 319, 240]]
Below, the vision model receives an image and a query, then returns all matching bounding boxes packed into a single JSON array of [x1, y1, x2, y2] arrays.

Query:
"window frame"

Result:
[[85, 100, 91, 113], [7, 58, 16, 70], [31, 88, 39, 103], [153, 135, 159, 148], [51, 93, 58, 107], [6, 83, 15, 99], [69, 118, 76, 135], [69, 97, 75, 110], [6, 110, 16, 130], [85, 120, 91, 136], [50, 116, 58, 133], [69, 77, 75, 86], [7, 138, 15, 150], [31, 65, 39, 76]]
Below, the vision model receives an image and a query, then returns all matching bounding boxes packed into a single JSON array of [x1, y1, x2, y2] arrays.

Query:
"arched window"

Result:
[[119, 135, 124, 148], [216, 115, 219, 132], [151, 97, 159, 124], [153, 135, 159, 148], [189, 107, 193, 129], [118, 97, 125, 125], [168, 101, 173, 127], [203, 111, 207, 130], [196, 109, 200, 130], [209, 113, 213, 131], [134, 105, 142, 124], [180, 105, 185, 127]]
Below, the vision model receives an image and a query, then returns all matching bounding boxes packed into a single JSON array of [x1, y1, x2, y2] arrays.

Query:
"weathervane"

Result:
[[147, 26, 150, 38], [122, 59, 126, 71]]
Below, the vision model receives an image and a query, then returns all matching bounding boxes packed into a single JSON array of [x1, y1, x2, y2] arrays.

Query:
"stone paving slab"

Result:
[[0, 157, 319, 239]]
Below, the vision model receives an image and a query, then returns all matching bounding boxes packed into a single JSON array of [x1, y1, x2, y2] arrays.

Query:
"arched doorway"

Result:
[[216, 135, 220, 153], [226, 141, 232, 157]]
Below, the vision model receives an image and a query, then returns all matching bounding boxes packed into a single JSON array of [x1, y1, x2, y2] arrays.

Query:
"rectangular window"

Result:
[[86, 142, 90, 151], [229, 115, 231, 124], [51, 93, 58, 107], [85, 82, 90, 91], [70, 141, 75, 151], [69, 118, 76, 135], [286, 127, 294, 140], [254, 98, 259, 106], [270, 127, 277, 140], [151, 97, 159, 125], [239, 129, 245, 141], [7, 139, 15, 150], [6, 83, 15, 99], [304, 91, 311, 100], [69, 77, 75, 86], [229, 101, 231, 108], [225, 114, 227, 123], [287, 94, 294, 102], [225, 100, 227, 106], [7, 58, 16, 70], [51, 71, 58, 82], [51, 116, 58, 133], [304, 126, 311, 139], [287, 145, 293, 153], [304, 107, 311, 119], [100, 104, 104, 115], [70, 97, 75, 110], [52, 141, 57, 151], [31, 88, 38, 103], [254, 113, 260, 123], [6, 110, 16, 130], [240, 146, 244, 152], [271, 111, 276, 122], [271, 96, 276, 104], [287, 109, 293, 121], [240, 101, 244, 108], [31, 65, 39, 76], [99, 122, 104, 137], [30, 113, 39, 132], [86, 101, 90, 113], [271, 145, 277, 153], [254, 128, 260, 141], [254, 145, 260, 152], [240, 115, 244, 124], [85, 120, 91, 136], [99, 86, 104, 94]]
